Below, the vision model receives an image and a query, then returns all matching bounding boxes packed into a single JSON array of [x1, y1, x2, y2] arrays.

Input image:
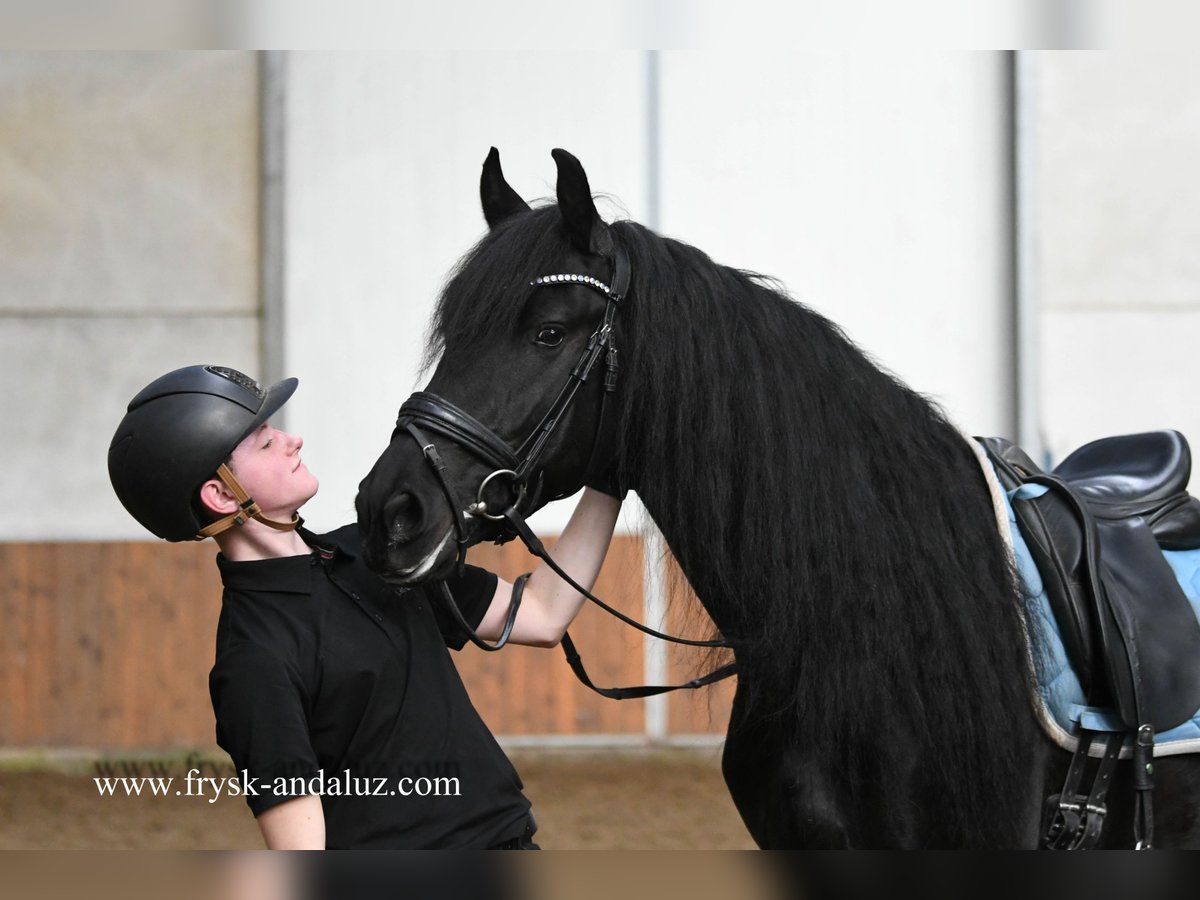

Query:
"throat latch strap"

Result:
[[195, 463, 301, 539]]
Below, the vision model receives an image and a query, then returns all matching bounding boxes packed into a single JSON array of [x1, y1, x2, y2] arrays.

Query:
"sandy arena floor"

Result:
[[0, 748, 757, 850]]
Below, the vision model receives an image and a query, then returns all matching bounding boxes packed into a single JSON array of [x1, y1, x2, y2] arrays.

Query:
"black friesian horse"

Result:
[[356, 148, 1200, 848]]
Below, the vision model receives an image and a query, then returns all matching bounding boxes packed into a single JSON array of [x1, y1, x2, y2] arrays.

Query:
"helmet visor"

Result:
[[237, 376, 298, 446]]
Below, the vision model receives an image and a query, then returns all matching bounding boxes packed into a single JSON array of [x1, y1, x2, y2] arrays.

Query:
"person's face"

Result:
[[227, 422, 319, 517]]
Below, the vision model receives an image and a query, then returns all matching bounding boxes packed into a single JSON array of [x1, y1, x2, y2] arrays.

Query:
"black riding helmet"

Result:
[[108, 364, 299, 541]]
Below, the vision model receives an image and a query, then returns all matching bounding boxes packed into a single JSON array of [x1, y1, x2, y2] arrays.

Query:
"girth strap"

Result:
[[1133, 723, 1155, 849], [1043, 728, 1124, 849]]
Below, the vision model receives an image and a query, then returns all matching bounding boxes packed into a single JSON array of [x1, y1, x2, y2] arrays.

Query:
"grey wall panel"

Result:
[[3, 316, 260, 540], [1041, 52, 1200, 311], [657, 51, 1014, 439], [1041, 309, 1200, 453], [1, 52, 260, 541], [0, 52, 258, 315], [1037, 52, 1200, 462]]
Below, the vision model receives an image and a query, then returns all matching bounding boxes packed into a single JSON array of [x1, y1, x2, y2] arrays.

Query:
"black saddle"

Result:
[[983, 430, 1200, 730], [981, 430, 1200, 848]]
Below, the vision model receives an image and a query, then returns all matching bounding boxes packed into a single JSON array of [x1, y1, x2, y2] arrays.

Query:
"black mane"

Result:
[[431, 207, 1042, 845]]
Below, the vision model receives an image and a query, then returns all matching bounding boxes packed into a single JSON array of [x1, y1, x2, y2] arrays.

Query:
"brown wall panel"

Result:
[[1, 534, 721, 749], [0, 541, 224, 749], [454, 537, 647, 736]]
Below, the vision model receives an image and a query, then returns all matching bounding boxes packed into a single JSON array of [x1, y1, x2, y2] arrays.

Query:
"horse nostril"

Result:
[[383, 491, 423, 548]]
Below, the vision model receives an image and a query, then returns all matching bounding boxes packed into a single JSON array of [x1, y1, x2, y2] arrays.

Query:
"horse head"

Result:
[[356, 148, 627, 584]]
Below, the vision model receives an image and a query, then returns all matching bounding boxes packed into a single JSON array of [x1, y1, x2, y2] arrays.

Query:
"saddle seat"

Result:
[[1055, 429, 1188, 505], [1055, 431, 1200, 547], [981, 430, 1200, 733]]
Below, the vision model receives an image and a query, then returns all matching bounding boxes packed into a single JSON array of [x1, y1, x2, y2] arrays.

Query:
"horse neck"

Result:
[[617, 274, 1011, 673], [606, 234, 1046, 843]]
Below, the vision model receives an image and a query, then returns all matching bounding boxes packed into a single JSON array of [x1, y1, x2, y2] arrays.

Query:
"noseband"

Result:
[[386, 241, 734, 698]]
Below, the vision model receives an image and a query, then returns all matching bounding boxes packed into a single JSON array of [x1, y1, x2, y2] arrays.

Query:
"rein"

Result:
[[392, 243, 736, 698]]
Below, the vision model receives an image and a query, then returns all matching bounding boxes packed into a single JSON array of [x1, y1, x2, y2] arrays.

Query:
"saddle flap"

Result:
[[1012, 488, 1097, 696], [983, 433, 1200, 722], [1094, 517, 1200, 732], [982, 438, 1097, 694]]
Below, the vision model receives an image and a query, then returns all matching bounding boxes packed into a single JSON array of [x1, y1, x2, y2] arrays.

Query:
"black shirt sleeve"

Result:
[[209, 642, 321, 817], [426, 564, 500, 651]]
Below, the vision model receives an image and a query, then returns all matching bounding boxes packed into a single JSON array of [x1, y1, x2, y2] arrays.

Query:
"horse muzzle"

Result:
[[355, 447, 465, 584], [381, 523, 459, 585]]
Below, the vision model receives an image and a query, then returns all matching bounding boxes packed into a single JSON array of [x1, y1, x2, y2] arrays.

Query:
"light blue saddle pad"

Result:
[[997, 471, 1200, 752]]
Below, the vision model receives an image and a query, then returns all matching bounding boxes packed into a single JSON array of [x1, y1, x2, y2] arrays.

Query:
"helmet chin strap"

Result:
[[195, 463, 302, 540]]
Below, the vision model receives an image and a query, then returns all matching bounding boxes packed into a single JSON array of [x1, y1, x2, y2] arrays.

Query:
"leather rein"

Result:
[[392, 243, 736, 699]]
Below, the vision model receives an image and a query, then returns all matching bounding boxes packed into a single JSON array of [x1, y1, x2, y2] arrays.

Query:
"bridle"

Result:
[[400, 246, 629, 528], [389, 242, 736, 699]]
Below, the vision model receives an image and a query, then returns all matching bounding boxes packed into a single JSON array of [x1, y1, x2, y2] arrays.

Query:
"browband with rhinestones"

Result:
[[530, 273, 613, 295]]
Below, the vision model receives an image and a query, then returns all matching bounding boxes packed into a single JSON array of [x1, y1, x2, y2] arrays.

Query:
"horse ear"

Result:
[[480, 147, 530, 229], [552, 148, 612, 255]]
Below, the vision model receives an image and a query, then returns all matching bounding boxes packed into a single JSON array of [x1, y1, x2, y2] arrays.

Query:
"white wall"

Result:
[[0, 52, 260, 541], [658, 51, 1012, 437], [1037, 51, 1200, 464], [1, 51, 1021, 541], [282, 51, 1012, 534], [281, 52, 651, 533]]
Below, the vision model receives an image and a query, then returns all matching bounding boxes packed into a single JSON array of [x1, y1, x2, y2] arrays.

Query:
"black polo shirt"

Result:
[[208, 524, 532, 849]]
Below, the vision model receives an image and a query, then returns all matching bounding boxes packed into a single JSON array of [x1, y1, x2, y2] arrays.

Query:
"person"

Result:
[[107, 364, 622, 849]]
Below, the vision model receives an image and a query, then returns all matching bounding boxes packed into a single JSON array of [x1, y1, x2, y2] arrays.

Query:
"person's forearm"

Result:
[[257, 794, 325, 849], [525, 488, 620, 642]]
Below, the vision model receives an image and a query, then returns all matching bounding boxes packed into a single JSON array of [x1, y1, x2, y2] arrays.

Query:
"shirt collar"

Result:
[[304, 524, 361, 560], [215, 525, 359, 594], [216, 551, 314, 594]]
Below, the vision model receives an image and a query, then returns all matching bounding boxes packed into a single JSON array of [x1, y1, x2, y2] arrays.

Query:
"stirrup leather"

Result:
[[1042, 729, 1124, 849]]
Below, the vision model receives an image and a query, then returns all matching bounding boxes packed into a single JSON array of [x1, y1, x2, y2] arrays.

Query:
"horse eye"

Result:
[[534, 325, 566, 347]]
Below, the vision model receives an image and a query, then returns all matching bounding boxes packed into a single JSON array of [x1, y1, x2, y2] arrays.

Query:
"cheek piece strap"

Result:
[[195, 462, 302, 540]]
